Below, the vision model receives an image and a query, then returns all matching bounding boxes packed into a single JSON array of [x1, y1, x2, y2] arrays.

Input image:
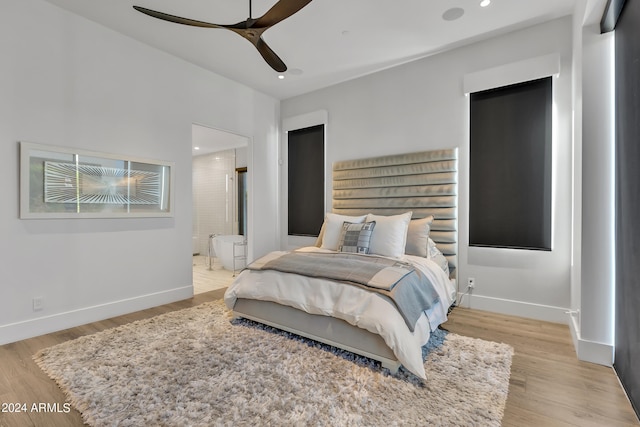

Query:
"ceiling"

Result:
[[43, 0, 608, 100], [192, 124, 248, 157]]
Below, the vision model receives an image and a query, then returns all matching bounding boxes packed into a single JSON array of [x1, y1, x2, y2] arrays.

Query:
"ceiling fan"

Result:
[[133, 0, 313, 73]]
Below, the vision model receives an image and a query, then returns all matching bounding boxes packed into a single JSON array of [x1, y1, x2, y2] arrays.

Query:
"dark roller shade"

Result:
[[469, 77, 552, 251], [288, 124, 325, 236]]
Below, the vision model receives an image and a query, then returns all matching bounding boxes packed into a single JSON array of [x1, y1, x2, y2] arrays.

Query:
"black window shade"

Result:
[[469, 77, 553, 251], [288, 124, 325, 236]]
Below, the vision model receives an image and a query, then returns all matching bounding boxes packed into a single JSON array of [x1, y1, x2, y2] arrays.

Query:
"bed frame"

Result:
[[233, 148, 458, 373]]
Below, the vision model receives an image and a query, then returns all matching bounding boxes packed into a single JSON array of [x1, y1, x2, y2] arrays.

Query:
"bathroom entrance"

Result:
[[191, 124, 249, 294]]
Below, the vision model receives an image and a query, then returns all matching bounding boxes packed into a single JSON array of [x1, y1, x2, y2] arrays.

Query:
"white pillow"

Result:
[[320, 213, 368, 250], [365, 212, 412, 258], [405, 215, 434, 257]]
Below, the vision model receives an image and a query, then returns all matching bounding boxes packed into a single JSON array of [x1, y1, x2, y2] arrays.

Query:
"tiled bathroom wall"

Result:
[[192, 149, 237, 255]]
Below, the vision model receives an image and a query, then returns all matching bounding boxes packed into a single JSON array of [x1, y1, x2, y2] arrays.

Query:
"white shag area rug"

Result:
[[34, 300, 513, 427]]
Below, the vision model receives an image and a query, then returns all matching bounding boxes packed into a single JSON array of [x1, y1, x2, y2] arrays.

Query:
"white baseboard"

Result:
[[569, 313, 614, 366], [458, 293, 614, 367], [459, 293, 571, 324], [0, 286, 194, 346]]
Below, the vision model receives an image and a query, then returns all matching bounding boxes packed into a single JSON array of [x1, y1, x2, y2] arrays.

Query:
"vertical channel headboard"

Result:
[[331, 148, 458, 280]]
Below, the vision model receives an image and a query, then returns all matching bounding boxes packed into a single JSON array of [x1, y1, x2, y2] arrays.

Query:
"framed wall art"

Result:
[[20, 142, 174, 219]]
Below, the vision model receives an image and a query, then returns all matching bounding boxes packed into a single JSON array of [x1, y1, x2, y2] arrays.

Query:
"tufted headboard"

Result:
[[331, 148, 458, 281]]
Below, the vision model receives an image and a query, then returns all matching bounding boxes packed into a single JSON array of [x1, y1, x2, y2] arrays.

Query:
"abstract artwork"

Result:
[[20, 142, 173, 219], [44, 162, 161, 205]]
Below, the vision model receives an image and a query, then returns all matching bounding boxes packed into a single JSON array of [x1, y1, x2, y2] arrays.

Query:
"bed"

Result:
[[224, 148, 458, 380]]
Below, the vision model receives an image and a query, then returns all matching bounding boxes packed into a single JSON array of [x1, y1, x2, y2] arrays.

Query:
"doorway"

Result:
[[191, 124, 249, 294]]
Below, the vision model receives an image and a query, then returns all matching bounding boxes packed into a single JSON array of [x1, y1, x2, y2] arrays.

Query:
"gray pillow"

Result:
[[337, 221, 376, 254], [405, 215, 434, 257]]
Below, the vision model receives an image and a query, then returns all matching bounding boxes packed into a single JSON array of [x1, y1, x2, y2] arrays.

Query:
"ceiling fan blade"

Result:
[[133, 6, 226, 29], [253, 0, 313, 28], [134, 4, 297, 73], [254, 38, 287, 72]]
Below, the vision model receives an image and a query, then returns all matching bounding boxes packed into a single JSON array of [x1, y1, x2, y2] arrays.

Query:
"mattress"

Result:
[[224, 247, 456, 379]]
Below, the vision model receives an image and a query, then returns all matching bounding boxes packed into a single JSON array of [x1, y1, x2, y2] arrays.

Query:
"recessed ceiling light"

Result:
[[278, 75, 285, 80], [480, 0, 491, 7], [442, 7, 465, 21], [194, 146, 200, 150]]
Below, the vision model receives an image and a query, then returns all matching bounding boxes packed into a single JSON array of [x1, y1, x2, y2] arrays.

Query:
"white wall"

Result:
[[281, 17, 575, 323], [248, 92, 281, 261], [575, 22, 615, 364], [0, 0, 280, 344], [570, 0, 586, 349]]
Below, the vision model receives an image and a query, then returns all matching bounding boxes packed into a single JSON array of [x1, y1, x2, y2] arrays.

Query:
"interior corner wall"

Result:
[[570, 1, 585, 341], [0, 0, 280, 344], [249, 92, 282, 262], [577, 24, 615, 365], [281, 17, 575, 323]]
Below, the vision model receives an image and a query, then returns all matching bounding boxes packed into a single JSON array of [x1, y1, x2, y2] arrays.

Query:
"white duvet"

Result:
[[224, 247, 456, 379]]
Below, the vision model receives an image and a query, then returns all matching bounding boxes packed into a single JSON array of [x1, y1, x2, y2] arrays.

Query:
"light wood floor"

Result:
[[0, 290, 637, 427], [192, 255, 236, 294], [444, 308, 639, 427]]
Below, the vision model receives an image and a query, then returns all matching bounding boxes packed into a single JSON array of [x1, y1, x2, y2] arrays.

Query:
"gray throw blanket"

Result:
[[246, 251, 440, 332]]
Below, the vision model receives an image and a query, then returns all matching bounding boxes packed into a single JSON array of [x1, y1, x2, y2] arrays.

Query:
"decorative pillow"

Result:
[[337, 221, 376, 254], [365, 212, 412, 258], [428, 238, 450, 273], [405, 215, 434, 257], [320, 213, 368, 250], [314, 222, 326, 247]]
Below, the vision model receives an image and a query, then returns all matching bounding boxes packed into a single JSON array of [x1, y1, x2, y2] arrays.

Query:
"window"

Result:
[[287, 124, 325, 236], [469, 77, 552, 250]]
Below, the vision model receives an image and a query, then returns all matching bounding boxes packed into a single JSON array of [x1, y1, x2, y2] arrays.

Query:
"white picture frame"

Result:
[[20, 142, 174, 219]]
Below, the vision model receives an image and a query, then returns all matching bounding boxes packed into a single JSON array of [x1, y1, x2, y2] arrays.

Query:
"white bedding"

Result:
[[224, 246, 456, 379]]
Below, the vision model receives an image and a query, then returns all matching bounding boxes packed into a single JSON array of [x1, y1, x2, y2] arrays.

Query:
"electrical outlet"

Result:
[[32, 297, 44, 311], [467, 277, 476, 289]]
